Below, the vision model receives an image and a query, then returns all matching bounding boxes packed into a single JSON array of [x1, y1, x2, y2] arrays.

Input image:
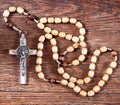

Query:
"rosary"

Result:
[[3, 6, 118, 97]]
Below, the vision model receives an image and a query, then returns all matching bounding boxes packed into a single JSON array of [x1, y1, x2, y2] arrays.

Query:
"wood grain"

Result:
[[0, 0, 120, 105]]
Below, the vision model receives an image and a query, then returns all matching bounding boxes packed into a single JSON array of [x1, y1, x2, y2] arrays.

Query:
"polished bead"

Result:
[[3, 10, 10, 17], [77, 79, 84, 85], [36, 57, 42, 64], [73, 86, 81, 93], [40, 17, 47, 23], [69, 77, 77, 83], [37, 50, 43, 57], [80, 41, 87, 47], [52, 46, 58, 53], [89, 63, 96, 70], [68, 82, 75, 88], [72, 36, 79, 42], [76, 22, 83, 28], [80, 90, 87, 97], [51, 30, 59, 36], [66, 46, 74, 52], [93, 85, 100, 93], [79, 35, 85, 41], [61, 62, 68, 67], [37, 42, 44, 49], [81, 48, 88, 55], [38, 35, 45, 42], [102, 74, 109, 81], [62, 17, 69, 23], [65, 34, 72, 40], [73, 43, 79, 49], [93, 49, 101, 56], [55, 18, 61, 23], [37, 23, 44, 29], [106, 68, 113, 75], [78, 55, 85, 62], [48, 17, 54, 23], [88, 90, 95, 97], [61, 79, 68, 85], [17, 7, 24, 14], [58, 32, 66, 38], [98, 80, 105, 87], [111, 51, 117, 56], [91, 56, 97, 63], [44, 27, 51, 33], [79, 28, 86, 35], [72, 60, 79, 66], [63, 73, 70, 79], [70, 18, 77, 24], [38, 72, 44, 79], [45, 33, 52, 39], [57, 67, 64, 74], [52, 53, 59, 60], [9, 6, 16, 12], [88, 70, 95, 77], [35, 65, 42, 72], [100, 46, 107, 52], [110, 61, 117, 68], [84, 77, 91, 83], [50, 38, 57, 45]]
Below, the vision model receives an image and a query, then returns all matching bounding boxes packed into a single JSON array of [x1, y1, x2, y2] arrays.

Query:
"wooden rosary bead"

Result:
[[73, 86, 81, 93], [35, 65, 42, 72], [65, 34, 72, 40], [37, 50, 43, 57], [72, 36, 79, 43], [63, 72, 70, 79], [51, 30, 59, 36], [3, 10, 10, 17], [9, 6, 16, 12], [50, 38, 57, 45], [102, 74, 109, 81], [69, 77, 77, 83], [106, 68, 113, 75], [81, 48, 88, 55], [89, 63, 96, 70], [44, 27, 51, 33], [77, 79, 84, 85], [47, 17, 54, 23], [93, 85, 100, 93], [57, 67, 64, 74], [61, 79, 68, 85], [79, 28, 86, 35], [37, 42, 44, 49], [62, 17, 69, 23], [58, 32, 66, 38], [38, 35, 45, 42], [72, 60, 80, 66], [87, 90, 95, 97], [36, 57, 42, 64], [80, 41, 87, 47], [38, 72, 45, 79], [68, 82, 75, 88], [49, 78, 56, 83], [78, 55, 85, 62], [91, 56, 97, 63], [52, 53, 59, 61], [40, 17, 47, 23], [37, 23, 45, 29], [55, 18, 61, 23], [66, 46, 74, 52], [79, 35, 85, 41], [17, 7, 24, 14], [52, 46, 58, 53], [61, 61, 68, 67], [100, 46, 107, 52], [111, 51, 117, 57], [76, 22, 83, 28], [45, 33, 52, 40], [110, 61, 117, 68], [80, 90, 87, 97], [70, 18, 77, 24], [93, 49, 101, 56], [98, 80, 105, 87], [59, 55, 65, 61], [88, 70, 95, 77], [84, 77, 91, 84]]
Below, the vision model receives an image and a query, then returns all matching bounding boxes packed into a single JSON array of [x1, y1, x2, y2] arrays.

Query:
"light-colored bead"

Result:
[[76, 22, 83, 28], [77, 79, 84, 85], [93, 49, 101, 56], [72, 36, 79, 43], [45, 33, 52, 39], [79, 28, 86, 35], [87, 90, 95, 97], [73, 86, 81, 93], [51, 30, 59, 36], [37, 23, 44, 29], [84, 77, 91, 84], [88, 70, 95, 77], [110, 61, 117, 68], [68, 82, 75, 88], [55, 18, 61, 23], [72, 60, 79, 66], [37, 50, 43, 57], [91, 56, 97, 63], [69, 77, 77, 83], [79, 35, 85, 41], [70, 18, 77, 24], [57, 67, 64, 74], [78, 55, 85, 62], [89, 63, 96, 70], [40, 17, 47, 23], [65, 34, 72, 40], [98, 80, 105, 87], [102, 74, 109, 81], [100, 46, 107, 52], [61, 79, 68, 85], [52, 53, 59, 60], [50, 38, 57, 45], [17, 7, 24, 14], [38, 72, 44, 79], [106, 68, 113, 75], [9, 6, 16, 12], [52, 46, 58, 53], [80, 41, 87, 47], [58, 32, 66, 38], [38, 35, 45, 42], [66, 46, 74, 52], [37, 42, 44, 49], [44, 27, 51, 33], [47, 17, 54, 23], [81, 48, 88, 55], [3, 10, 10, 17], [73, 43, 79, 49], [35, 65, 42, 72], [93, 85, 100, 93], [36, 57, 42, 64], [80, 90, 87, 97], [62, 17, 69, 23], [63, 72, 70, 79]]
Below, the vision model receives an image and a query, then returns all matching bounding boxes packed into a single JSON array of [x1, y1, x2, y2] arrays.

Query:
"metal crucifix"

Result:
[[9, 33, 37, 85]]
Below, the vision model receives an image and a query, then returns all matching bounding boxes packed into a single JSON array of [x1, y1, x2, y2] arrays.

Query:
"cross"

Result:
[[9, 33, 37, 85]]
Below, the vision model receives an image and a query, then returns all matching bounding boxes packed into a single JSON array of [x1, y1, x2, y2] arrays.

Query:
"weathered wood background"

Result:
[[0, 0, 120, 105]]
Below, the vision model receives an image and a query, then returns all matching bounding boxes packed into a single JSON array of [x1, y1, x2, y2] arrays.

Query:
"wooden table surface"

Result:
[[0, 0, 120, 105]]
